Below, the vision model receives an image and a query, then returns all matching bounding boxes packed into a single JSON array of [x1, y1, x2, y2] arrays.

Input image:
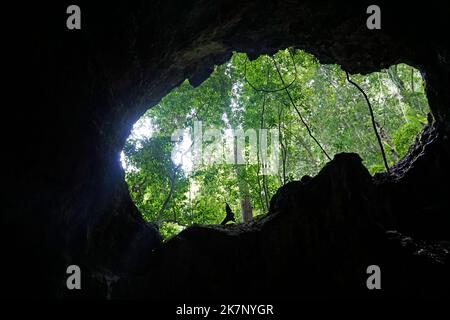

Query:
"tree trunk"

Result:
[[240, 196, 253, 222], [387, 65, 424, 113], [234, 139, 253, 222]]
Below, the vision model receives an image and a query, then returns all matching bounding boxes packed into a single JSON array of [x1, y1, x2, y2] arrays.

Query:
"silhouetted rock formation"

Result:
[[117, 151, 449, 299], [221, 203, 235, 225]]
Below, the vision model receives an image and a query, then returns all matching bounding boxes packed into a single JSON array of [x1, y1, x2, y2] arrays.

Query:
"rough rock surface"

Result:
[[116, 151, 449, 299], [5, 1, 450, 299]]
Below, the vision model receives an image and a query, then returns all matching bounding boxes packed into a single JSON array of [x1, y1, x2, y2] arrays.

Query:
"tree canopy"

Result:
[[121, 49, 429, 240]]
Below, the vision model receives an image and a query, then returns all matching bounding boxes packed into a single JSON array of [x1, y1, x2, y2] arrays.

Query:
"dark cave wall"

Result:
[[5, 1, 450, 298], [374, 124, 450, 240], [127, 152, 448, 300]]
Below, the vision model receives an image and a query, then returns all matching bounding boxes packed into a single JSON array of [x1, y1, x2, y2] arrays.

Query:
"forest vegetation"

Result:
[[121, 49, 429, 239]]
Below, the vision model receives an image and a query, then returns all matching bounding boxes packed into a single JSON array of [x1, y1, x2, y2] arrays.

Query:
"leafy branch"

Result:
[[345, 71, 390, 173], [272, 56, 332, 161]]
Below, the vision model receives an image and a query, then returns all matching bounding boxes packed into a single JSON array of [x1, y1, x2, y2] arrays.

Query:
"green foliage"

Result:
[[122, 49, 429, 239], [392, 120, 423, 156]]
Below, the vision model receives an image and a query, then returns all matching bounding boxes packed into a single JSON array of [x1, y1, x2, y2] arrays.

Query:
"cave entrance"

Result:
[[121, 48, 429, 240]]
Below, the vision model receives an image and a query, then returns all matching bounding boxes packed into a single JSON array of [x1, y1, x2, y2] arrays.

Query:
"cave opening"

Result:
[[7, 0, 450, 301], [121, 48, 429, 240]]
